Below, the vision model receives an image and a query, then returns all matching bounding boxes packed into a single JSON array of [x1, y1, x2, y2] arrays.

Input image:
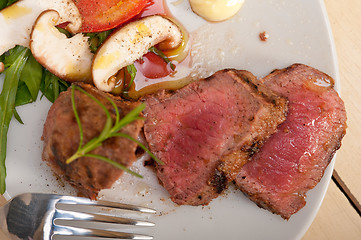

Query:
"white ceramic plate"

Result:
[[3, 0, 338, 239]]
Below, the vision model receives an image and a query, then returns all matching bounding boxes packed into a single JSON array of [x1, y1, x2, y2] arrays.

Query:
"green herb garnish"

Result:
[[66, 85, 163, 178]]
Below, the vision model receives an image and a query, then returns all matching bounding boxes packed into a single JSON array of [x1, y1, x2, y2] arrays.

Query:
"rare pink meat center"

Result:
[[144, 69, 288, 205]]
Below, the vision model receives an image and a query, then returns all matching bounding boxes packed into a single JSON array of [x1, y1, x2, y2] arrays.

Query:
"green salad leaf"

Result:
[[0, 44, 69, 193], [54, 27, 112, 53], [86, 30, 113, 53], [15, 53, 43, 106], [0, 0, 18, 10], [13, 108, 24, 124], [56, 27, 72, 38], [40, 69, 70, 103], [15, 81, 33, 107], [0, 46, 30, 194], [124, 64, 137, 92]]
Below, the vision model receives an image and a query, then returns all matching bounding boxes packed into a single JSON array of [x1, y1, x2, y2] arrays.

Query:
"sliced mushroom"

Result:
[[92, 15, 183, 92], [30, 10, 93, 82], [0, 0, 81, 56]]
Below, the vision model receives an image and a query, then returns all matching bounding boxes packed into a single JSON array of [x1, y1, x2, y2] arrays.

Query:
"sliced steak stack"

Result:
[[143, 69, 288, 205], [42, 84, 143, 199], [235, 64, 347, 219]]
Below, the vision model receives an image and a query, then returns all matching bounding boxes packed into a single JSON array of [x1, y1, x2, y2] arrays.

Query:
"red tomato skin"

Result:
[[74, 0, 149, 33], [135, 52, 174, 79], [138, 0, 169, 17]]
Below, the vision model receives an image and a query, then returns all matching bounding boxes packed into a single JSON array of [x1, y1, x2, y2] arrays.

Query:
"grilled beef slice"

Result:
[[42, 84, 143, 199], [143, 69, 288, 205], [235, 64, 347, 219]]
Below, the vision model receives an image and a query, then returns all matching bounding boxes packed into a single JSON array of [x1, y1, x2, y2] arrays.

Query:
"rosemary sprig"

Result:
[[66, 85, 163, 178], [112, 132, 161, 165]]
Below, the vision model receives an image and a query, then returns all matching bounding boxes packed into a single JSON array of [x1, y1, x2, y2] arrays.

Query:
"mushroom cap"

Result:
[[0, 0, 82, 56], [92, 15, 183, 92], [30, 10, 93, 82]]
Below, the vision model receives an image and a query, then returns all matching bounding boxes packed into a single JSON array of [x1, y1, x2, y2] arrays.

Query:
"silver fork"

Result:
[[0, 193, 156, 240]]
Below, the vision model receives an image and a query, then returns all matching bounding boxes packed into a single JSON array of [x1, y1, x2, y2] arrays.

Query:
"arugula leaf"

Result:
[[15, 81, 33, 107], [2, 46, 25, 68], [40, 69, 69, 103], [13, 109, 24, 124], [54, 27, 112, 53], [86, 30, 113, 53], [0, 0, 18, 10], [56, 27, 72, 38], [124, 64, 137, 91], [19, 53, 43, 101], [0, 46, 30, 194], [0, 43, 68, 191]]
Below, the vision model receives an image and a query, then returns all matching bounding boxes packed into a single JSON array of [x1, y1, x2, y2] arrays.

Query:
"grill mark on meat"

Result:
[[242, 139, 263, 158], [235, 64, 347, 219], [219, 70, 289, 181], [42, 83, 143, 199], [86, 166, 93, 179], [143, 69, 288, 205], [210, 168, 228, 194]]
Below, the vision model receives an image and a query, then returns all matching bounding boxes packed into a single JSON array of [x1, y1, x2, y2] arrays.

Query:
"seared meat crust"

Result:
[[143, 69, 288, 205], [235, 64, 347, 219], [42, 83, 143, 199]]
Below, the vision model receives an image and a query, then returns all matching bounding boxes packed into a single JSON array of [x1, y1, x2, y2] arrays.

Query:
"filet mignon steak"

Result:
[[143, 69, 288, 205], [235, 64, 347, 219]]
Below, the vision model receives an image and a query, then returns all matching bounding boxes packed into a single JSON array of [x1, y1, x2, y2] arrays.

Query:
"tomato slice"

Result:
[[74, 0, 149, 32], [135, 52, 174, 79], [138, 0, 169, 17]]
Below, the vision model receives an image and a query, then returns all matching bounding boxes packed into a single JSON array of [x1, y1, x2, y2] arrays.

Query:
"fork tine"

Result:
[[53, 225, 153, 239], [54, 209, 155, 226], [58, 196, 156, 213], [92, 200, 156, 214]]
